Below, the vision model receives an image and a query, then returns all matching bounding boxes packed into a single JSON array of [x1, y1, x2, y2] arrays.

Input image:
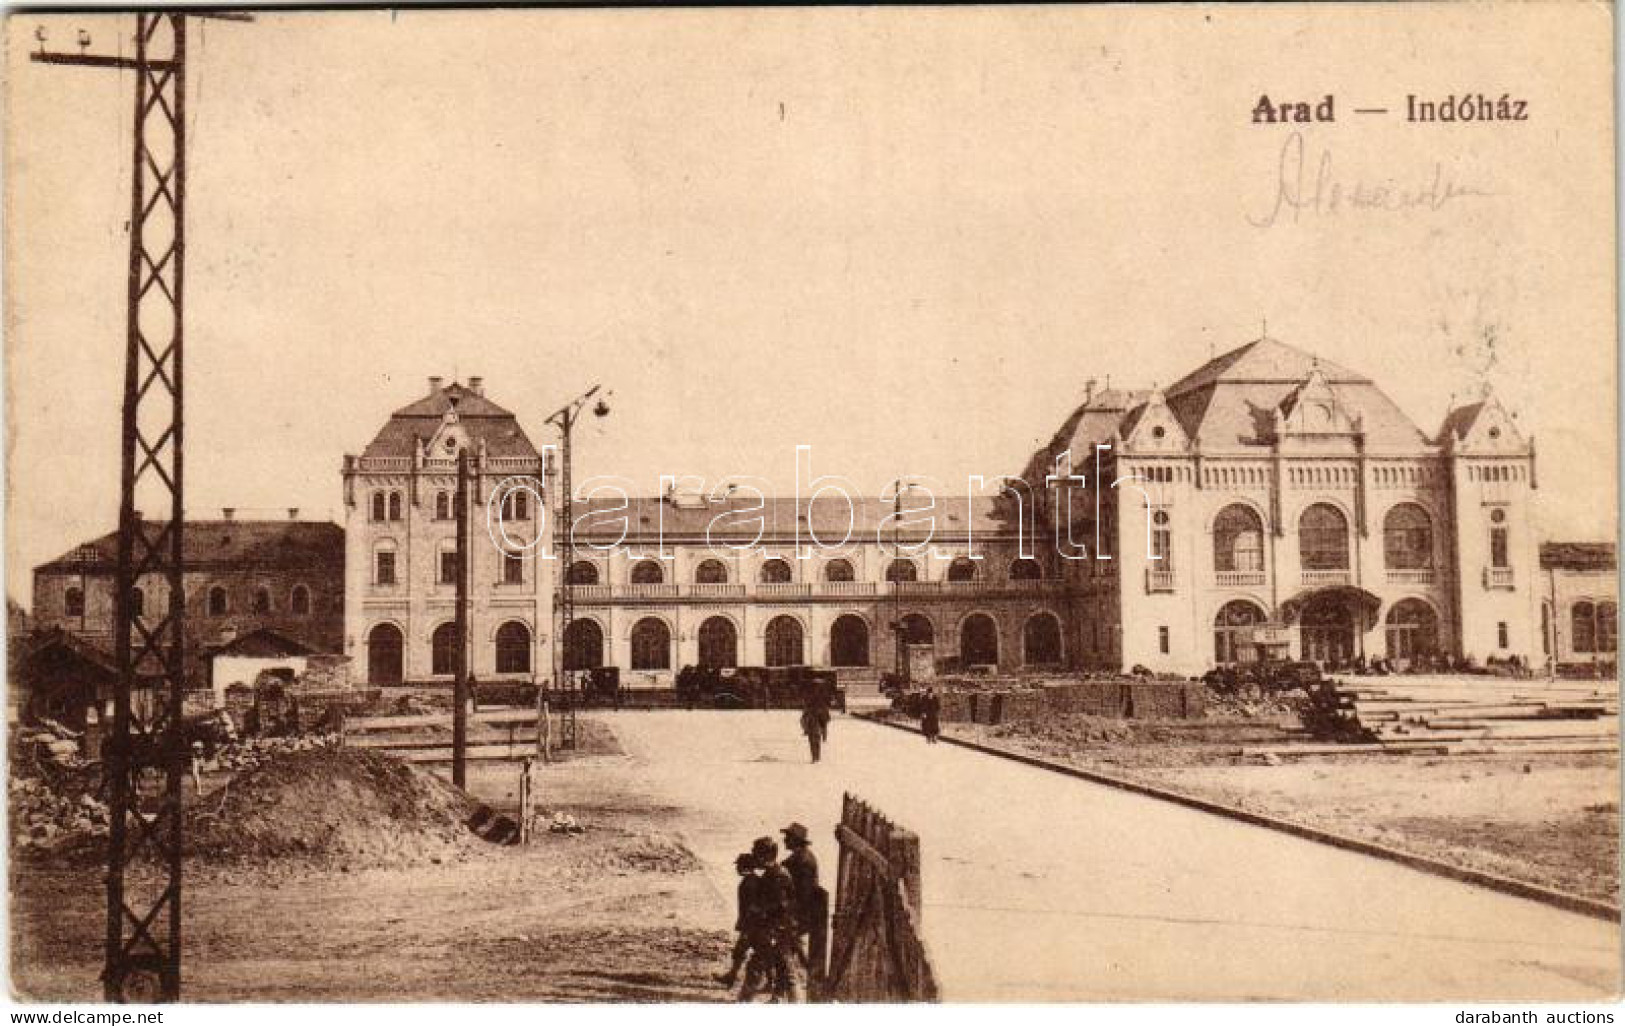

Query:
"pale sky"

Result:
[[5, 5, 1616, 604]]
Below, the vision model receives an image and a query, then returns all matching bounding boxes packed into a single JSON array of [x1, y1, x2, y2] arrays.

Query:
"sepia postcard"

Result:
[[2, 2, 1619, 1011]]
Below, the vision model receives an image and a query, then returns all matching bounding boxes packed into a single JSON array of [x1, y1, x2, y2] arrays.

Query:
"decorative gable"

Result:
[[1277, 367, 1361, 437], [425, 409, 474, 460], [1448, 390, 1525, 453], [1119, 390, 1190, 453]]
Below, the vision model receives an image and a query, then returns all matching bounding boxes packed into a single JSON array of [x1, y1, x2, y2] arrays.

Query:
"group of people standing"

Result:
[[717, 822, 829, 1002]]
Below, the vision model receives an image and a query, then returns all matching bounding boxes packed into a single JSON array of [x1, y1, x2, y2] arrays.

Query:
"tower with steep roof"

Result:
[[341, 377, 551, 686]]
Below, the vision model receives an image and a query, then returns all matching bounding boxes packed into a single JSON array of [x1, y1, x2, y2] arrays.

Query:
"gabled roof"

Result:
[[36, 520, 343, 574], [1166, 337, 1368, 396], [360, 380, 540, 461], [1437, 401, 1486, 442], [1540, 542, 1617, 572], [207, 627, 320, 658], [1164, 339, 1425, 449]]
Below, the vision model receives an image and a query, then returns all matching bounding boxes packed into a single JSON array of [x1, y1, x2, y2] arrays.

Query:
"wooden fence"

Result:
[[825, 793, 939, 1002]]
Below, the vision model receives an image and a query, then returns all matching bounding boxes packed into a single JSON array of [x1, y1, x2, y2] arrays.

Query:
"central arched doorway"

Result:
[[367, 623, 403, 685], [830, 614, 870, 667], [698, 616, 739, 668], [959, 613, 999, 668], [765, 616, 804, 667], [563, 619, 604, 671], [1023, 613, 1063, 666], [1300, 593, 1356, 665], [630, 617, 672, 670]]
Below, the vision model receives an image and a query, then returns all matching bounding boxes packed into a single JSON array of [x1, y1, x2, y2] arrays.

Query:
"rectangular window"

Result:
[[504, 551, 524, 585], [1497, 621, 1509, 649], [1490, 527, 1509, 569], [440, 551, 459, 586], [375, 552, 396, 586], [1158, 626, 1170, 654]]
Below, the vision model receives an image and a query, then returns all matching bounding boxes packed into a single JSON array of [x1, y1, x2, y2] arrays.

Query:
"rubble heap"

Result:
[[184, 746, 483, 867]]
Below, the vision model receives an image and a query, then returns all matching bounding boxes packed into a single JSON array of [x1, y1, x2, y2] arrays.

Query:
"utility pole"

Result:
[[31, 11, 249, 1003], [547, 385, 610, 750], [453, 449, 472, 788]]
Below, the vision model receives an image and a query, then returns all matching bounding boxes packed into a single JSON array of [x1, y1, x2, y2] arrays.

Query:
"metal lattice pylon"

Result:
[[33, 11, 251, 1001]]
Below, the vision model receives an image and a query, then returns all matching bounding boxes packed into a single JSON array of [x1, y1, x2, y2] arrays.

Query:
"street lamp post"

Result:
[[546, 385, 611, 751]]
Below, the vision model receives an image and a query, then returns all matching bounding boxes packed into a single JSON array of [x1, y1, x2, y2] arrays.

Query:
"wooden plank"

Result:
[[346, 709, 538, 732]]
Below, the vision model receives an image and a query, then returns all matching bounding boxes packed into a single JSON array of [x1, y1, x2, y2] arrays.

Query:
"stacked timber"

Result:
[[1340, 676, 1619, 755]]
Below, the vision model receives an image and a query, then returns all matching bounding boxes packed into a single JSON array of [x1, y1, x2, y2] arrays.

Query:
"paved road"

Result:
[[587, 711, 1618, 1002]]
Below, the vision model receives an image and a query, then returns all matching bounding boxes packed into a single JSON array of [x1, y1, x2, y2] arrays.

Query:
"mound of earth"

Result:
[[185, 747, 483, 867]]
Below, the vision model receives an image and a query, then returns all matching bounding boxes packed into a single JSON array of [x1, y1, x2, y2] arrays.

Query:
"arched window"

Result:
[[830, 614, 870, 667], [367, 623, 404, 686], [564, 619, 604, 671], [251, 587, 272, 614], [824, 559, 855, 583], [760, 558, 792, 584], [567, 561, 600, 585], [1213, 600, 1266, 664], [502, 489, 529, 521], [495, 621, 531, 674], [208, 586, 229, 617], [435, 491, 450, 521], [63, 586, 84, 619], [130, 587, 145, 619], [290, 585, 311, 616], [371, 492, 387, 522], [630, 618, 672, 670], [1573, 601, 1597, 654], [1010, 558, 1042, 581], [885, 558, 918, 583], [959, 613, 999, 667], [1383, 504, 1433, 569], [765, 616, 804, 667], [630, 559, 665, 585], [1385, 599, 1439, 661], [1599, 602, 1618, 654], [432, 622, 458, 675], [1151, 510, 1172, 565], [1023, 613, 1063, 666], [947, 557, 978, 582], [1299, 504, 1350, 570], [1489, 508, 1510, 569], [387, 492, 403, 522], [1213, 505, 1264, 572], [694, 559, 729, 585], [698, 617, 738, 668]]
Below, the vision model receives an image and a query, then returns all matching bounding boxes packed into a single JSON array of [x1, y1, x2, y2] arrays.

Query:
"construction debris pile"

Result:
[[209, 733, 339, 773], [13, 719, 91, 772], [1294, 677, 1620, 754], [184, 746, 483, 867], [9, 775, 107, 852]]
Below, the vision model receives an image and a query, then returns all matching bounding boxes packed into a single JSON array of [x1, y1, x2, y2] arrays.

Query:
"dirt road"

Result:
[[601, 710, 1621, 1002]]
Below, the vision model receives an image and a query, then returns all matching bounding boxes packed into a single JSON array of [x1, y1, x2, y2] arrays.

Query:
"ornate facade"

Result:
[[343, 339, 1549, 686], [1025, 337, 1542, 676]]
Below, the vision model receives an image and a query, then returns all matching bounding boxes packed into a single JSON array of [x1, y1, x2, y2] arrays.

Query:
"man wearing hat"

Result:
[[750, 835, 801, 1001], [781, 822, 828, 992]]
